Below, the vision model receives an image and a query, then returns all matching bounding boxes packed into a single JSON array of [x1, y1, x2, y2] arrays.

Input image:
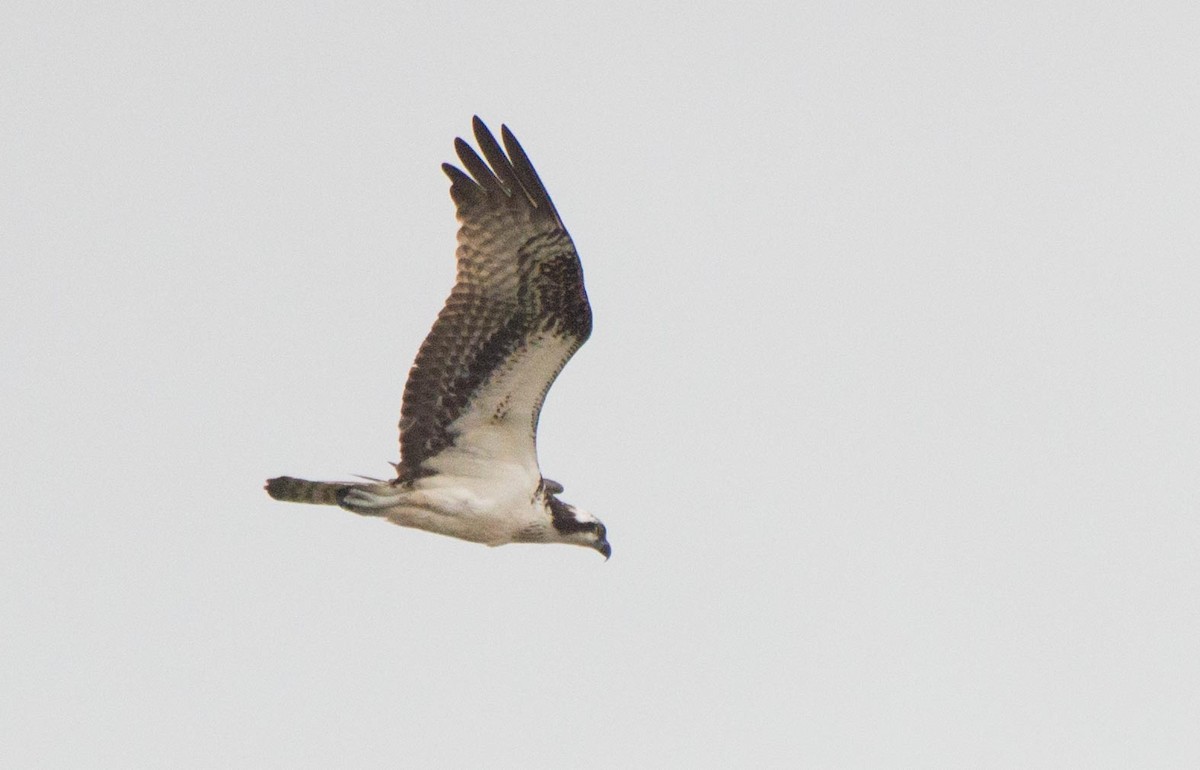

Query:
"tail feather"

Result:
[[265, 476, 348, 506]]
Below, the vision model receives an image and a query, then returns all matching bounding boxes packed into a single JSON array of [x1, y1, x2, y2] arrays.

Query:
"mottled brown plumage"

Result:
[[397, 117, 592, 479]]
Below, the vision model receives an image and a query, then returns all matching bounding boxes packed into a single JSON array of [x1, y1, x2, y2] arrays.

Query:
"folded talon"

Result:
[[336, 486, 401, 515]]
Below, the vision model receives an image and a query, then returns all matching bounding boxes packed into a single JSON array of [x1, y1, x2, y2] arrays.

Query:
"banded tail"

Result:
[[265, 476, 348, 505]]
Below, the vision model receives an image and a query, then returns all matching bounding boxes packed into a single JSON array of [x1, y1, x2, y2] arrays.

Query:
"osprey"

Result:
[[266, 117, 609, 559]]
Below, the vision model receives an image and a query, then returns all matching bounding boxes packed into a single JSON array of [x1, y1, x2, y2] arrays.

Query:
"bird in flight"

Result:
[[266, 117, 609, 559]]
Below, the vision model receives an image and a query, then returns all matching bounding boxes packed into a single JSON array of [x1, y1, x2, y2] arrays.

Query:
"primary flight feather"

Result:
[[266, 117, 609, 558]]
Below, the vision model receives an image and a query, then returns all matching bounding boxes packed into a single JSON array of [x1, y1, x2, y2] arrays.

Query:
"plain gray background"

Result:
[[3, 1, 1198, 767]]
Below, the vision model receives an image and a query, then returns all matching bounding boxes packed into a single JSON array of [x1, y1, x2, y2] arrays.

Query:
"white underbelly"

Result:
[[381, 482, 539, 546]]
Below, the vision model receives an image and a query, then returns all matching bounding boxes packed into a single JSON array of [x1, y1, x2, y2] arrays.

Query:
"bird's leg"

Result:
[[337, 483, 406, 516]]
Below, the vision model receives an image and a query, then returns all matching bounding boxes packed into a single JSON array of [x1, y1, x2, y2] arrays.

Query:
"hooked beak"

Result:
[[595, 539, 612, 561]]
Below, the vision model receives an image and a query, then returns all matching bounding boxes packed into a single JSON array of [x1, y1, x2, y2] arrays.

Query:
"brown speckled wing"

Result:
[[396, 117, 592, 481]]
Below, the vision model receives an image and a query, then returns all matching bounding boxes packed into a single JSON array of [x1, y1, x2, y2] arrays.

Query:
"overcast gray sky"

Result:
[[3, 1, 1199, 767]]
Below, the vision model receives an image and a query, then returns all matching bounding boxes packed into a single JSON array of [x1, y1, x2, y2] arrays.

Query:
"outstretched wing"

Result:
[[396, 117, 592, 484]]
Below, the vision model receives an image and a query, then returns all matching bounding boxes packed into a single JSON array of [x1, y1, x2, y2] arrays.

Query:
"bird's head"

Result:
[[547, 495, 611, 559]]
